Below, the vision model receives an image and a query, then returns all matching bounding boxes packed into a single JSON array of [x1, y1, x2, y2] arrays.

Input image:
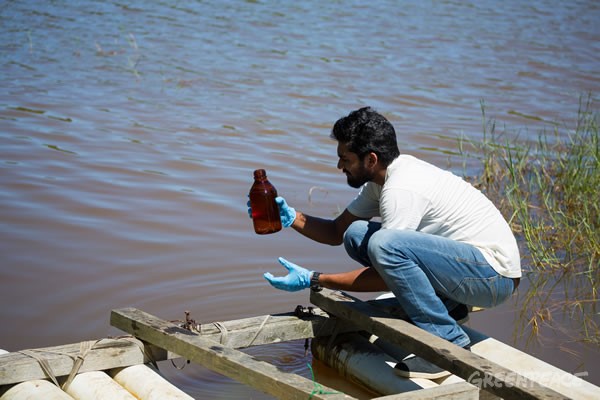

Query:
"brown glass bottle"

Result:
[[249, 169, 282, 234]]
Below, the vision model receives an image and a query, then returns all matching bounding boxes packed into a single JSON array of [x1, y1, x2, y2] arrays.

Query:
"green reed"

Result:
[[458, 96, 599, 346]]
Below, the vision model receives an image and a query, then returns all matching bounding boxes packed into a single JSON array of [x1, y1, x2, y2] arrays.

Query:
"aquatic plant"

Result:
[[458, 95, 599, 347]]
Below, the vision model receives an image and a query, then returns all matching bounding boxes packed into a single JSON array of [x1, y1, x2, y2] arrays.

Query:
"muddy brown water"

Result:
[[1, 0, 599, 397]]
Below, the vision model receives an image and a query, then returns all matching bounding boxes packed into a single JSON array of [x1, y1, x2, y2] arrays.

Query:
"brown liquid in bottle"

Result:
[[249, 169, 282, 234]]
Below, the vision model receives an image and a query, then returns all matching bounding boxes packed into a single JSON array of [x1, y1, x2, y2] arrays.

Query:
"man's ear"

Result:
[[365, 152, 378, 168]]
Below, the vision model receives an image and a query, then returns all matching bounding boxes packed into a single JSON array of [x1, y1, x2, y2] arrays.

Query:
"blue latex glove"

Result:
[[275, 196, 296, 228], [263, 257, 313, 292], [246, 196, 296, 228]]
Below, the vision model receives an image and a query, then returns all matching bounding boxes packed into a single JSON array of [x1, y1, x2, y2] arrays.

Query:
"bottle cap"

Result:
[[253, 169, 266, 179]]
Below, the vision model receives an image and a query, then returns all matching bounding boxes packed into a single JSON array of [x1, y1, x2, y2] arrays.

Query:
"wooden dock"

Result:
[[1, 288, 598, 399]]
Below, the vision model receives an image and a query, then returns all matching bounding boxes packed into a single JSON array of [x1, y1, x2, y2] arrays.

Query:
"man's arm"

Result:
[[318, 266, 388, 292], [263, 258, 387, 293], [291, 208, 363, 246]]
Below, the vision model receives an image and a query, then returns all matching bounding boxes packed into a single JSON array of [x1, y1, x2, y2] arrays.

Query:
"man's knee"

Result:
[[343, 220, 369, 250], [367, 229, 412, 265], [344, 220, 383, 266], [367, 229, 392, 261]]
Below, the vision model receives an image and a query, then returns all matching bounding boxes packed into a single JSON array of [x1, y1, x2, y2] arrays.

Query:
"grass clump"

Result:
[[459, 95, 599, 346]]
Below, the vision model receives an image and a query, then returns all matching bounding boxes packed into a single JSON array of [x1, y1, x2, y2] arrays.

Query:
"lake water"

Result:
[[1, 0, 599, 397]]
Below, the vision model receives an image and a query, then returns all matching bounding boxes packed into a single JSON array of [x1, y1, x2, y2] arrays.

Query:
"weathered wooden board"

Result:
[[372, 382, 479, 400], [174, 307, 356, 348], [462, 326, 600, 400], [0, 308, 357, 388], [0, 338, 162, 387], [111, 307, 355, 400], [0, 301, 406, 389], [310, 289, 569, 400]]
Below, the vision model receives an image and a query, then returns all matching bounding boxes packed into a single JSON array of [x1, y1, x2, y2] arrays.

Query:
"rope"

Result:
[[17, 337, 150, 390], [213, 321, 228, 345], [18, 349, 60, 387], [119, 336, 159, 370], [246, 315, 270, 347], [306, 363, 342, 399], [61, 340, 99, 391]]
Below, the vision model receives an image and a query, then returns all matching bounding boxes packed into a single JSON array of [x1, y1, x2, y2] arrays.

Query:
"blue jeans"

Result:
[[343, 220, 515, 347]]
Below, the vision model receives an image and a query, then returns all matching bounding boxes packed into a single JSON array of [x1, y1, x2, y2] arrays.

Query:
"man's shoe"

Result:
[[393, 353, 451, 379]]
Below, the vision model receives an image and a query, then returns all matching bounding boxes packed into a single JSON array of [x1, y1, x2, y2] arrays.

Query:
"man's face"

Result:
[[336, 142, 373, 188]]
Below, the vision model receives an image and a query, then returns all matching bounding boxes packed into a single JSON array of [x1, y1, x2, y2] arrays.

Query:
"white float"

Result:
[[110, 364, 193, 400], [0, 379, 74, 400], [64, 371, 136, 400]]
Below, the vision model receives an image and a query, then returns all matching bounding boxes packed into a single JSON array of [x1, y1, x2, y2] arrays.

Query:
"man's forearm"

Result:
[[291, 211, 344, 245], [318, 267, 388, 292]]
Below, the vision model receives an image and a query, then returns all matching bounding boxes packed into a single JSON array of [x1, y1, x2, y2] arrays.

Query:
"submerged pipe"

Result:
[[311, 332, 438, 396]]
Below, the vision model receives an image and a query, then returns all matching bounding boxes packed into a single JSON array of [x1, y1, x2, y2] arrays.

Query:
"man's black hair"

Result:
[[330, 107, 400, 166]]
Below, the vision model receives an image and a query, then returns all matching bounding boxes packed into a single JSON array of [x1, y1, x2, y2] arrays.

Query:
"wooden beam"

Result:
[[310, 289, 568, 400], [175, 307, 356, 348], [371, 382, 479, 400], [111, 307, 355, 400], [0, 308, 355, 388], [0, 338, 165, 387]]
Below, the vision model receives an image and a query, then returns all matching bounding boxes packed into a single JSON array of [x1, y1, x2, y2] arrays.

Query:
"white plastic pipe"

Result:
[[0, 380, 74, 400], [110, 364, 193, 400], [312, 332, 437, 396], [65, 371, 136, 400]]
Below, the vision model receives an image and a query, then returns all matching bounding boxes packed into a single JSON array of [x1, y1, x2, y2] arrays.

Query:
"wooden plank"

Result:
[[0, 338, 165, 387], [0, 308, 356, 388], [111, 307, 355, 400], [371, 382, 479, 400], [462, 327, 600, 400], [310, 289, 569, 400], [179, 308, 356, 348]]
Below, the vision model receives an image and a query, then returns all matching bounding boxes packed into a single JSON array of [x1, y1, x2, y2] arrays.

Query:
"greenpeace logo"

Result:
[[467, 371, 589, 389]]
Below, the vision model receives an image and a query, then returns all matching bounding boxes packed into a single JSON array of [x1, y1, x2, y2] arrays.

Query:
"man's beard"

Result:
[[345, 167, 373, 188]]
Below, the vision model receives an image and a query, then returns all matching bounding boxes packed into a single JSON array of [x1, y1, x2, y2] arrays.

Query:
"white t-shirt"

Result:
[[347, 155, 521, 278]]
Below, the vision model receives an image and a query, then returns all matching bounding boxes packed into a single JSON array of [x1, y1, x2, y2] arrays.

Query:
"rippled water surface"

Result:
[[1, 0, 599, 397]]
